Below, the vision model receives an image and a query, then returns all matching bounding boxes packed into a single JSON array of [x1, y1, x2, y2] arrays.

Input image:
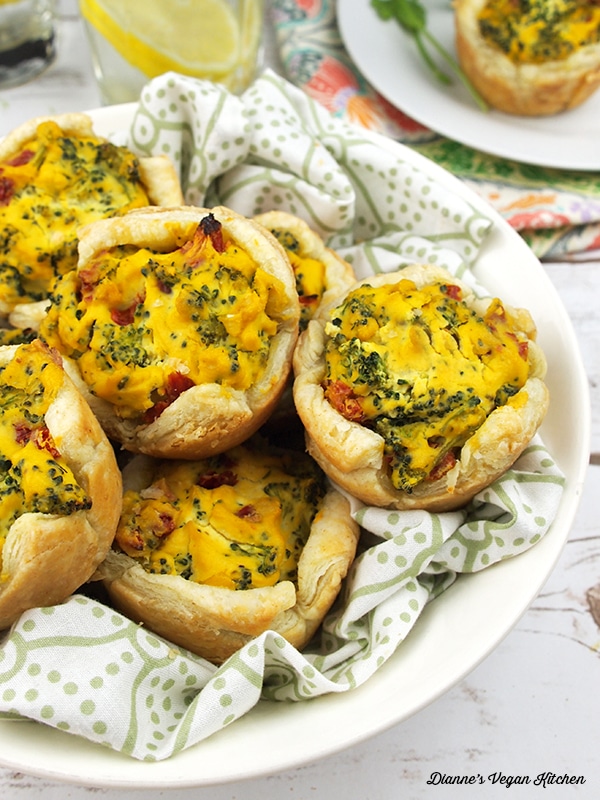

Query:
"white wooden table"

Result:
[[1, 2, 598, 798]]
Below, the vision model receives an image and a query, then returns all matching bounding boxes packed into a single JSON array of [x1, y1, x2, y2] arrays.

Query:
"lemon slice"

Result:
[[79, 0, 241, 80]]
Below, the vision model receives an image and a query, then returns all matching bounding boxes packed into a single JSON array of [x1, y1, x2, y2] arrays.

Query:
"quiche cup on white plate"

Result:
[[0, 339, 122, 629], [293, 264, 549, 512], [38, 205, 301, 459], [95, 438, 360, 665], [454, 0, 600, 116], [0, 112, 183, 320]]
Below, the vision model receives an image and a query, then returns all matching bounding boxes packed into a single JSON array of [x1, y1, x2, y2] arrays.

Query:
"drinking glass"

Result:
[[78, 0, 264, 106], [0, 0, 56, 89]]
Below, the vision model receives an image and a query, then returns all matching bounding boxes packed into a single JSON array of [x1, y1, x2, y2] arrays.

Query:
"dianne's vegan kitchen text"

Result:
[[427, 771, 586, 788]]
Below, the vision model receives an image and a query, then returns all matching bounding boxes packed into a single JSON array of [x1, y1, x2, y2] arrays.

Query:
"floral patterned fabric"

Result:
[[270, 0, 600, 260]]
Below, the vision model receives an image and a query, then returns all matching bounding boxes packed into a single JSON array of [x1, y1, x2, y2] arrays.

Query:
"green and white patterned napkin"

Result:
[[0, 71, 565, 761]]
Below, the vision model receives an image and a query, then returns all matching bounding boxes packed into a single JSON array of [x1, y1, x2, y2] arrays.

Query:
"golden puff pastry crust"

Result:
[[254, 210, 356, 330], [253, 210, 357, 435], [39, 205, 301, 459], [96, 442, 359, 664], [0, 340, 122, 629], [293, 264, 549, 512], [0, 113, 183, 319], [0, 112, 183, 206], [454, 0, 600, 116]]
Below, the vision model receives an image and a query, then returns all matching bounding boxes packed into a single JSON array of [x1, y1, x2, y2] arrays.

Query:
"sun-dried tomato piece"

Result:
[[156, 279, 172, 294], [428, 449, 459, 482], [121, 529, 145, 551], [197, 470, 238, 489], [7, 149, 34, 167], [0, 176, 15, 206], [199, 213, 225, 253], [157, 513, 176, 537], [166, 371, 194, 400], [506, 331, 529, 360], [236, 504, 262, 522], [485, 300, 508, 335], [518, 340, 529, 359], [33, 426, 61, 459], [442, 284, 462, 301], [78, 262, 102, 302], [14, 422, 33, 445], [14, 422, 61, 458], [323, 379, 365, 423], [143, 372, 195, 423], [110, 292, 145, 326]]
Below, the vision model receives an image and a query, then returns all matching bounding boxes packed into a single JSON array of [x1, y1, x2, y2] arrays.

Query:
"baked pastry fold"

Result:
[[293, 264, 549, 511], [96, 441, 359, 664], [254, 210, 356, 330], [0, 340, 122, 629], [0, 112, 183, 319], [38, 205, 301, 459], [253, 210, 356, 434], [454, 0, 600, 115]]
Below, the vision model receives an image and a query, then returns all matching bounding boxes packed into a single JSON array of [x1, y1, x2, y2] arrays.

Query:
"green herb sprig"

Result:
[[371, 0, 489, 112]]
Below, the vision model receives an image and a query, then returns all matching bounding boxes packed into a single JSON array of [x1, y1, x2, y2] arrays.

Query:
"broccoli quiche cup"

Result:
[[455, 0, 600, 115], [38, 205, 301, 458], [96, 438, 359, 664], [254, 211, 356, 331], [0, 339, 122, 629], [0, 112, 183, 318], [253, 211, 356, 433], [293, 264, 549, 512]]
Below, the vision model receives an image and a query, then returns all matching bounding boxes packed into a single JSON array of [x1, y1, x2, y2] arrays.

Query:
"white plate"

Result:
[[0, 104, 590, 789], [337, 0, 600, 170]]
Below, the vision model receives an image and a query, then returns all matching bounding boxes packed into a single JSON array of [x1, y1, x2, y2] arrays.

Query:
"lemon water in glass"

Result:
[[0, 0, 55, 88], [79, 0, 264, 105]]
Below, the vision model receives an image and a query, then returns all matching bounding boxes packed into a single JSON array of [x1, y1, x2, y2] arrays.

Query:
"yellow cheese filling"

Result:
[[0, 326, 37, 346], [0, 341, 91, 571], [39, 215, 290, 421], [323, 279, 530, 492], [0, 120, 151, 310], [478, 0, 600, 64], [115, 440, 326, 591], [264, 228, 326, 330]]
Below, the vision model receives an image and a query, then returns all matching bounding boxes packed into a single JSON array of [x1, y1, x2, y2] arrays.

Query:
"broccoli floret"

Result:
[[102, 326, 150, 367]]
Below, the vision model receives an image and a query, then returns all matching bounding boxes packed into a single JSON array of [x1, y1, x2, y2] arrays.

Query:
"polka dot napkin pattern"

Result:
[[128, 70, 492, 263], [0, 72, 565, 761]]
